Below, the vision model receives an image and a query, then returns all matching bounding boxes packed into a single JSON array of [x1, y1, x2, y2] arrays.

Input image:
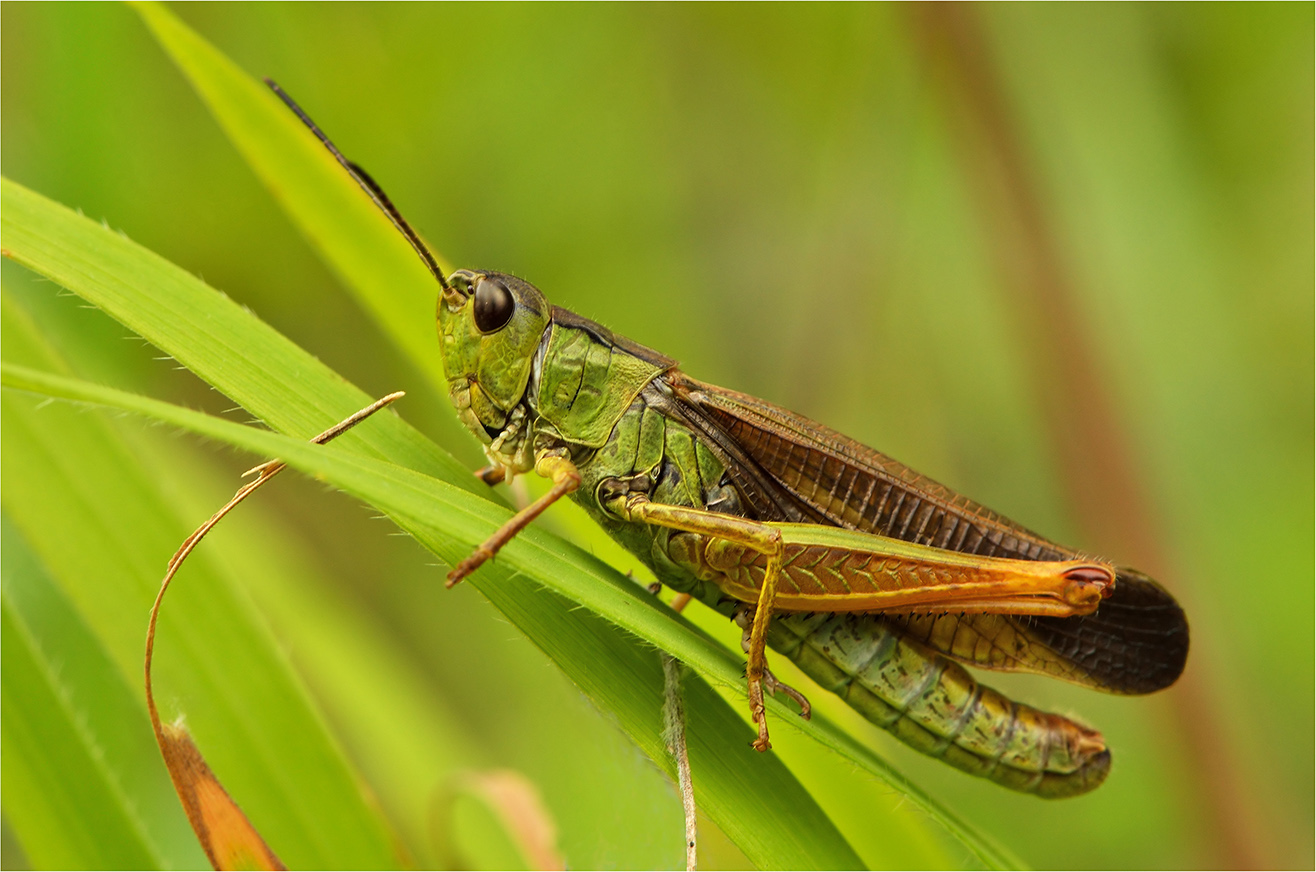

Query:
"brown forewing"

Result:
[[668, 373, 1188, 695]]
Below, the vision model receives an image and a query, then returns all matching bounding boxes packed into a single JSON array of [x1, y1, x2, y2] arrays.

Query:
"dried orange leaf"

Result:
[[158, 722, 284, 871]]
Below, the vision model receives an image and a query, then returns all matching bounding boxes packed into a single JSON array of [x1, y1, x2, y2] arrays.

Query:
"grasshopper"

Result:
[[270, 83, 1188, 798]]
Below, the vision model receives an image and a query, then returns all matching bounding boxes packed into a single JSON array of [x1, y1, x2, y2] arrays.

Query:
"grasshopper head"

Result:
[[437, 269, 550, 446]]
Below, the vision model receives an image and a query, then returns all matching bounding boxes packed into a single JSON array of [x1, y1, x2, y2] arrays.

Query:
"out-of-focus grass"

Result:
[[2, 3, 1311, 869]]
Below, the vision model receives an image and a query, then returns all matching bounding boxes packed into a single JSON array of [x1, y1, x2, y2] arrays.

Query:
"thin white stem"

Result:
[[662, 652, 697, 872]]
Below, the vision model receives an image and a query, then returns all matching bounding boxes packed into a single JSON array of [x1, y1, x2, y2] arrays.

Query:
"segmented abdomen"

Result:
[[769, 611, 1111, 798]]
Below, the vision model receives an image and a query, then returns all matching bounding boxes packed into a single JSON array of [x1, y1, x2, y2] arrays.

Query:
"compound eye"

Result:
[[472, 277, 515, 333]]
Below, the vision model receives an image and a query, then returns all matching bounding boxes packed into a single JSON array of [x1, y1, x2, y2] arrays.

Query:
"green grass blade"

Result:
[[0, 298, 400, 868], [133, 0, 447, 391], [0, 174, 471, 489], [1, 599, 161, 870], [2, 514, 207, 869], [1, 563, 168, 871]]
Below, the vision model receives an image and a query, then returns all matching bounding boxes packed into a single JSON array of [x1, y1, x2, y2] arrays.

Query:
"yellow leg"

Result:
[[735, 608, 812, 719], [447, 452, 580, 587], [744, 548, 782, 750], [607, 493, 789, 751]]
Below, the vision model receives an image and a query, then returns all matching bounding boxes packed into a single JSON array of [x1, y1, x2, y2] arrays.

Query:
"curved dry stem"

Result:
[[143, 392, 403, 870]]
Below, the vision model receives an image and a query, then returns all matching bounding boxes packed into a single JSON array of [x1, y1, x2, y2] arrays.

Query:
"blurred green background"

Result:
[[2, 3, 1311, 869]]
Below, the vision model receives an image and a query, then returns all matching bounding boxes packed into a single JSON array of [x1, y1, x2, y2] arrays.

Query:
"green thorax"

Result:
[[531, 307, 675, 448]]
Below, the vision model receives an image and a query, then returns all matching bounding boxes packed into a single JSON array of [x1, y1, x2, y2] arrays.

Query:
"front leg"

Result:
[[447, 449, 580, 587]]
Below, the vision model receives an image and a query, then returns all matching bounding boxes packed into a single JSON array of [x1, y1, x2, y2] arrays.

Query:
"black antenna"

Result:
[[265, 79, 450, 291]]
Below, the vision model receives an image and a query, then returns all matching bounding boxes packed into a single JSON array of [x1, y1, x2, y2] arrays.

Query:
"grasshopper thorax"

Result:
[[437, 270, 551, 469]]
